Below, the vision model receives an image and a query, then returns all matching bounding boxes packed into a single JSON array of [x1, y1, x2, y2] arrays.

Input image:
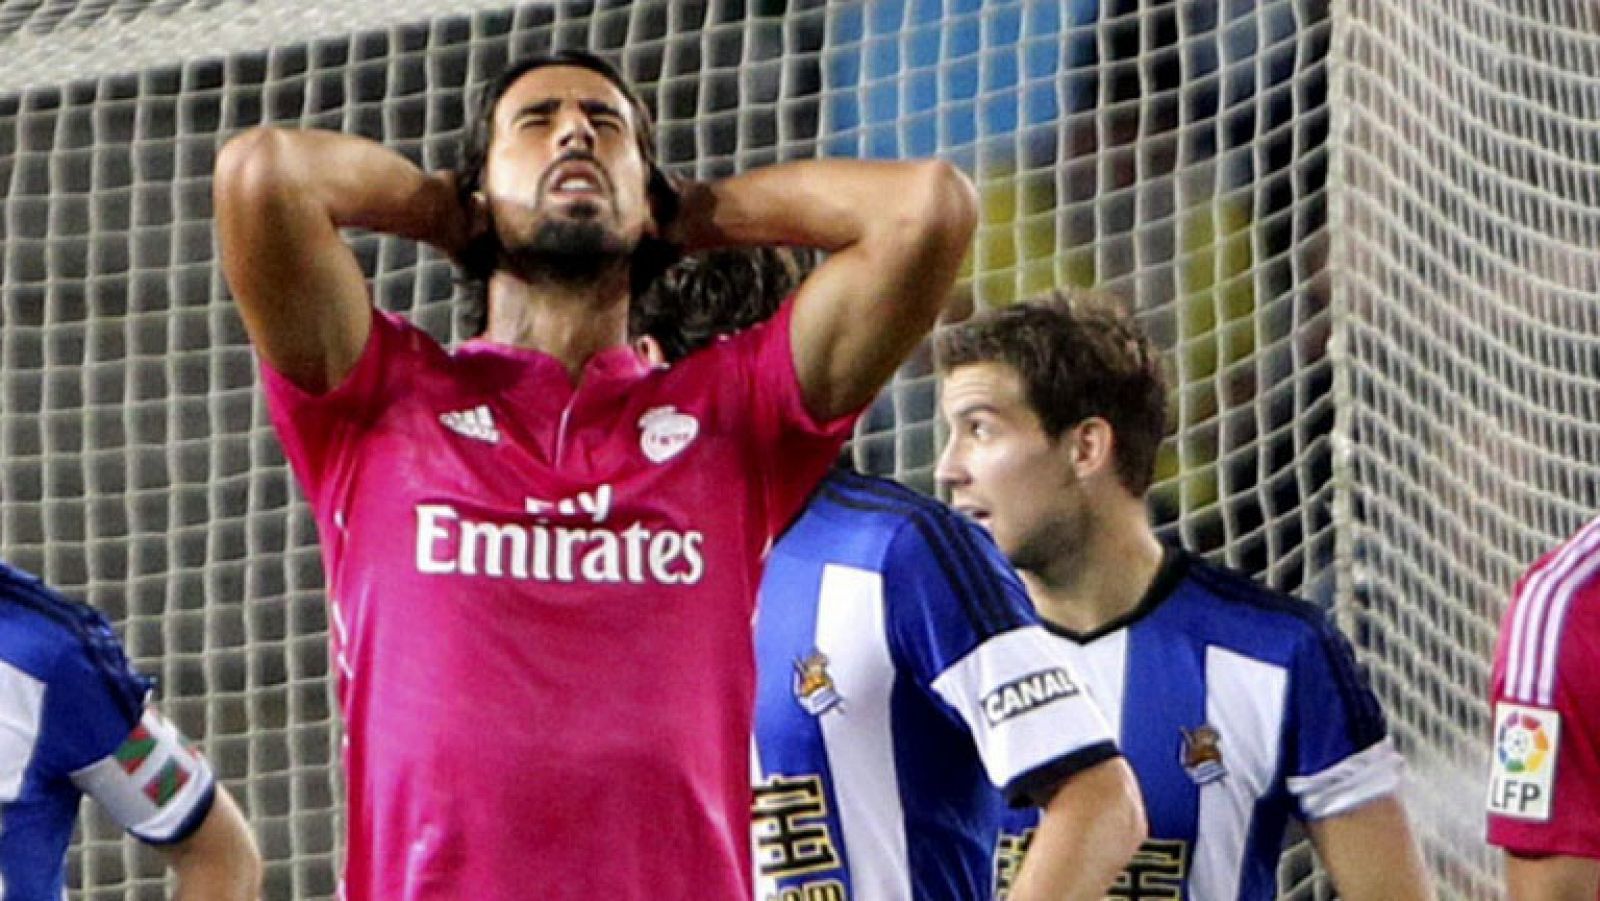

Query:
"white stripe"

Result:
[[0, 660, 45, 803], [1508, 520, 1600, 701], [750, 736, 778, 901], [1053, 631, 1129, 740], [1535, 535, 1600, 705], [1191, 647, 1287, 901], [814, 564, 911, 901], [0, 661, 45, 901]]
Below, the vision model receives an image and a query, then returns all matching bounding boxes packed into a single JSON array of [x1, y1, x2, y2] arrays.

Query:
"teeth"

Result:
[[556, 176, 597, 192]]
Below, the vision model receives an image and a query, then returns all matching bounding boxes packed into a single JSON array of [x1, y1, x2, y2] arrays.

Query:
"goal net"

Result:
[[1331, 1, 1600, 898], [0, 0, 1584, 898]]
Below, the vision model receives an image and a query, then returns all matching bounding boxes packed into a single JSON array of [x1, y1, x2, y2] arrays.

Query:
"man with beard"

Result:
[[212, 51, 976, 901]]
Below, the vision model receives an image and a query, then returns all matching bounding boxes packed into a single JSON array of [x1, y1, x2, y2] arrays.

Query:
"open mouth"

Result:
[[954, 505, 991, 526], [545, 159, 608, 201]]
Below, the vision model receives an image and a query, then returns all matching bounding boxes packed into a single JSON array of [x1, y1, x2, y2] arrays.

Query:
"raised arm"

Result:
[[213, 128, 470, 393], [670, 159, 978, 420], [162, 786, 262, 901]]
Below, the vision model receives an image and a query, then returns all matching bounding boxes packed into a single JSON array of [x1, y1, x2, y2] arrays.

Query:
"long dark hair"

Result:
[[454, 50, 681, 333]]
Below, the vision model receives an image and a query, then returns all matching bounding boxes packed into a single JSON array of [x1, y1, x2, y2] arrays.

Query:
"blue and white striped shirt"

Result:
[[0, 563, 215, 900], [995, 549, 1400, 901], [752, 470, 1118, 901]]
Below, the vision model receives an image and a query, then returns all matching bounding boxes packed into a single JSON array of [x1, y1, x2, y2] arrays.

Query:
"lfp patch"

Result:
[[1487, 702, 1560, 821]]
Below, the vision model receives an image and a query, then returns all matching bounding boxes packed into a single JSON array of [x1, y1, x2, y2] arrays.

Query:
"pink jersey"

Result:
[[1487, 515, 1600, 859], [260, 300, 853, 900]]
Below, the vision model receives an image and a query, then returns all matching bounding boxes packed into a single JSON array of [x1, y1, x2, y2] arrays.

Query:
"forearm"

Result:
[[163, 790, 261, 901], [672, 159, 975, 258], [1506, 853, 1600, 901], [215, 127, 463, 250], [1010, 758, 1147, 901], [1308, 795, 1433, 901]]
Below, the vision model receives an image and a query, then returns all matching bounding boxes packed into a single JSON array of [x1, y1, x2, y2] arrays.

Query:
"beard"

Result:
[[501, 207, 633, 285]]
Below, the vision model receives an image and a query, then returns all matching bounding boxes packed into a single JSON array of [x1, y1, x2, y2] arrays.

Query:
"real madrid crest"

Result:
[[1180, 724, 1227, 785], [638, 405, 699, 463]]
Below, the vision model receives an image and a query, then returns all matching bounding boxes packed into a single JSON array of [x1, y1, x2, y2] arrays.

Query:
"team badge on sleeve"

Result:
[[1487, 702, 1560, 821]]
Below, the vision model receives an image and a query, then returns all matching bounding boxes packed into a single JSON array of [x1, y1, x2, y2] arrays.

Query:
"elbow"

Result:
[[214, 127, 305, 214], [908, 159, 979, 256]]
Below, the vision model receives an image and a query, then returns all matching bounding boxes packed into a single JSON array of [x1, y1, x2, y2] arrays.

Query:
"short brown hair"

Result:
[[935, 289, 1169, 495]]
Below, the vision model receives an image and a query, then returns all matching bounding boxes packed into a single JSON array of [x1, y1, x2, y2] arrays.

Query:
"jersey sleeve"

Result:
[[889, 515, 1119, 807], [69, 707, 217, 846], [257, 307, 417, 515], [1486, 559, 1600, 858], [722, 298, 861, 534], [1282, 612, 1401, 820], [39, 603, 151, 776]]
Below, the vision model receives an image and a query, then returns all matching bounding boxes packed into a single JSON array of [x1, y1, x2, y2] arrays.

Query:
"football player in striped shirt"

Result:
[[1487, 514, 1600, 899], [0, 561, 259, 900], [633, 248, 1146, 901], [933, 292, 1434, 901]]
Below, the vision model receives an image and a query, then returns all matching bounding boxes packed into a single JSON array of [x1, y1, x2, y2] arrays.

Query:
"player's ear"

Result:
[[634, 334, 667, 366], [1069, 418, 1116, 481]]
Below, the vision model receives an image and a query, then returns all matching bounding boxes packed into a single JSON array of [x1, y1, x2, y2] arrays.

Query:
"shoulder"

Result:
[[1498, 517, 1600, 703], [0, 565, 148, 719], [1179, 553, 1348, 662], [808, 470, 997, 567]]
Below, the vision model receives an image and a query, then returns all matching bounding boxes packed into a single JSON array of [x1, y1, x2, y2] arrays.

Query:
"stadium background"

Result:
[[0, 0, 1594, 897]]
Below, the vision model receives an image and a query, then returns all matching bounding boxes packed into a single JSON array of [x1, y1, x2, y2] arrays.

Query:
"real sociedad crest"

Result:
[[638, 406, 699, 463], [793, 650, 843, 716], [1180, 724, 1228, 785]]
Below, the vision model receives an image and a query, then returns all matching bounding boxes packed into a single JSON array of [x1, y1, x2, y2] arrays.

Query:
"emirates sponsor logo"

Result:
[[440, 404, 501, 444], [413, 484, 705, 586], [639, 406, 698, 463]]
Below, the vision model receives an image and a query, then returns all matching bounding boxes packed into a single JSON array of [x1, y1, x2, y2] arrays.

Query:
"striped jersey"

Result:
[[752, 470, 1119, 901], [995, 548, 1400, 901], [1487, 514, 1600, 856], [0, 563, 216, 900]]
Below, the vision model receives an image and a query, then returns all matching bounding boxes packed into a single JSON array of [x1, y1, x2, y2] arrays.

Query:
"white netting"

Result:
[[1330, 1, 1600, 898], [3, 0, 1565, 898]]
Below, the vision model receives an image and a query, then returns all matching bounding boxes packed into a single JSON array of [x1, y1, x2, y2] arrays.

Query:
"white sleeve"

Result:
[[1287, 735, 1405, 820], [931, 625, 1120, 804], [70, 707, 216, 845]]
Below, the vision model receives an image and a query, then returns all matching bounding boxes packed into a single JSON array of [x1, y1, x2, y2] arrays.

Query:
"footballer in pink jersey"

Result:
[[1488, 514, 1600, 900], [213, 50, 977, 901]]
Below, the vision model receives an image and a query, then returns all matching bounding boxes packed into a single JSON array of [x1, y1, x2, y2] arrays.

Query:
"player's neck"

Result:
[[484, 269, 631, 381], [1024, 498, 1164, 636]]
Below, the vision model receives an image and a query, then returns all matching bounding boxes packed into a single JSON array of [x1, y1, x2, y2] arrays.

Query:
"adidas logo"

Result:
[[440, 404, 501, 445]]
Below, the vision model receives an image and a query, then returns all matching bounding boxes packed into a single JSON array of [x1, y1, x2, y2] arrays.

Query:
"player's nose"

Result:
[[934, 437, 967, 491], [556, 111, 596, 152]]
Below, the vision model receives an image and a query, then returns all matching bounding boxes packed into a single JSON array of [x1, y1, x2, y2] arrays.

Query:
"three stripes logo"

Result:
[[440, 404, 501, 445]]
